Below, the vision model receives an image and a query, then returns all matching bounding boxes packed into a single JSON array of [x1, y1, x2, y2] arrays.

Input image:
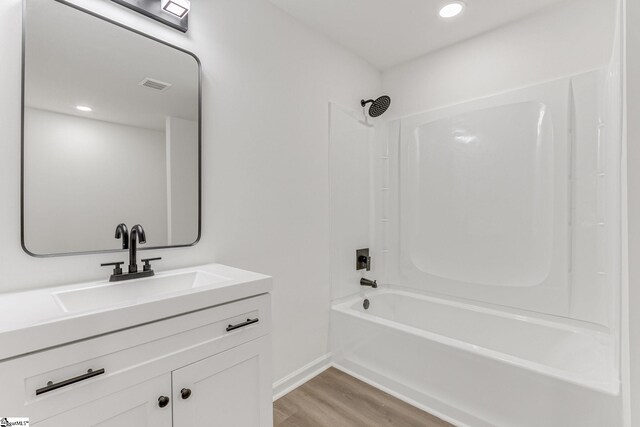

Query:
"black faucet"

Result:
[[128, 224, 147, 273], [115, 223, 129, 250], [360, 278, 378, 288], [101, 223, 161, 282]]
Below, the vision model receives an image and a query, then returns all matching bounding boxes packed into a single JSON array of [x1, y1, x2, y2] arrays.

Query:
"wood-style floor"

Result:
[[273, 368, 454, 427]]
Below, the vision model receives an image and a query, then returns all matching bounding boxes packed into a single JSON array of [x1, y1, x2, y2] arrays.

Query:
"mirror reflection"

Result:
[[23, 0, 200, 256]]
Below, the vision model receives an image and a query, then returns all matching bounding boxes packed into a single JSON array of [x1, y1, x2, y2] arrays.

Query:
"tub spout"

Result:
[[360, 278, 378, 288]]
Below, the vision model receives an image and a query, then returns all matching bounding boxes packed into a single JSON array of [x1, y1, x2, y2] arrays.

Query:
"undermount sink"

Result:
[[53, 271, 230, 313]]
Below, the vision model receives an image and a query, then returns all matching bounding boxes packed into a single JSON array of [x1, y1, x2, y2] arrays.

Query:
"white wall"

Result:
[[0, 0, 381, 385], [24, 108, 168, 254], [383, 0, 617, 118]]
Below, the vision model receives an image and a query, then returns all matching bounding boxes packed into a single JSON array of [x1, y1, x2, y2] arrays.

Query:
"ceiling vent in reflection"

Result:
[[139, 77, 172, 92]]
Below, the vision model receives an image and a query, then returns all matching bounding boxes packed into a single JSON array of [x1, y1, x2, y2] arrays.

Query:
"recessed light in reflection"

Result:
[[439, 1, 465, 18], [76, 105, 92, 112]]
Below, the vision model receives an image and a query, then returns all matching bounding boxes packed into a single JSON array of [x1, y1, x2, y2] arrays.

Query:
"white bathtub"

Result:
[[330, 288, 621, 427]]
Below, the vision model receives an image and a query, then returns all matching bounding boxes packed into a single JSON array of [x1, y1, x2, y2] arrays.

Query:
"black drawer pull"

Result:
[[36, 368, 105, 395], [226, 318, 259, 332]]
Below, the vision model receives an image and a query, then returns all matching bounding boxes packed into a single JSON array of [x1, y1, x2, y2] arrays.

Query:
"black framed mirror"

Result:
[[21, 0, 201, 257]]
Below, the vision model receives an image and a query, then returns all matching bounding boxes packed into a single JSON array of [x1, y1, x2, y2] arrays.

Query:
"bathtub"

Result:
[[330, 287, 621, 427]]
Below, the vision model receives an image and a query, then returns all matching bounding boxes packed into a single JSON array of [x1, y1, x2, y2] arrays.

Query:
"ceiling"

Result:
[[25, 0, 198, 131], [269, 0, 570, 70]]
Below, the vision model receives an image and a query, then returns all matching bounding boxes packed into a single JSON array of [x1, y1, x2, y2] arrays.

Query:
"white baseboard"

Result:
[[272, 353, 332, 401]]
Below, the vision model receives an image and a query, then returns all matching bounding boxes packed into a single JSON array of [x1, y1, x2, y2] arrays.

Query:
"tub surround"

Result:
[[0, 263, 271, 361]]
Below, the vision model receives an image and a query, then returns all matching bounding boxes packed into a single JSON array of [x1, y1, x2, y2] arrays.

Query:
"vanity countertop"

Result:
[[0, 263, 271, 361]]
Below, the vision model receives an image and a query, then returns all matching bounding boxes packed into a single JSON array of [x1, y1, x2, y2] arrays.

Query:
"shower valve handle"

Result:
[[356, 248, 371, 271], [358, 255, 371, 271]]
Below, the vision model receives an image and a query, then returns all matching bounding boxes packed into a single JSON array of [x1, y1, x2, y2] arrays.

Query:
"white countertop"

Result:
[[0, 263, 272, 361]]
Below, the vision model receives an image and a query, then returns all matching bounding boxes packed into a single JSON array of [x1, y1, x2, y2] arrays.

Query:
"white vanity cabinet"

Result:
[[172, 337, 272, 426], [0, 292, 273, 427]]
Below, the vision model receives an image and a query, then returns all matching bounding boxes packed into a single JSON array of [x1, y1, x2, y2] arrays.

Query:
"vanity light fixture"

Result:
[[76, 105, 93, 112], [161, 0, 190, 18], [439, 1, 466, 18], [111, 0, 189, 32]]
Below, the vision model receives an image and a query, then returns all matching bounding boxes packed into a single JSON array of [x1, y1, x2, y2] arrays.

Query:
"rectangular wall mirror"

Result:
[[22, 0, 201, 256]]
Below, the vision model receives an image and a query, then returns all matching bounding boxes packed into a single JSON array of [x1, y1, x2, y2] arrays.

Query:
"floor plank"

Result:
[[273, 368, 454, 427]]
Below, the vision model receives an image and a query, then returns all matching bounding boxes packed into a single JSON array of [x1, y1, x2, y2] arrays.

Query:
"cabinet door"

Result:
[[172, 336, 273, 427], [33, 374, 172, 427]]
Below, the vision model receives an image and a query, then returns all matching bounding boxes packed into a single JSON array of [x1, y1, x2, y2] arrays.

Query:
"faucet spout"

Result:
[[360, 278, 378, 288], [128, 224, 146, 273], [115, 223, 129, 250]]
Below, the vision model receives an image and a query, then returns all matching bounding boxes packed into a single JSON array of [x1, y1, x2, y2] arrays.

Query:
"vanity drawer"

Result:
[[0, 293, 271, 422]]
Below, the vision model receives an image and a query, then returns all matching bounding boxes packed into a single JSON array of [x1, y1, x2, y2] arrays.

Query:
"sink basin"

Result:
[[54, 271, 229, 313]]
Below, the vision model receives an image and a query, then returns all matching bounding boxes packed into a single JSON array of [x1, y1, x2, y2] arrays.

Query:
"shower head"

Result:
[[361, 95, 391, 118]]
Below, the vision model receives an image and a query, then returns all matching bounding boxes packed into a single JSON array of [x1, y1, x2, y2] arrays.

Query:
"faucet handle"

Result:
[[356, 249, 371, 271], [358, 255, 371, 271], [101, 261, 124, 276], [141, 257, 162, 272]]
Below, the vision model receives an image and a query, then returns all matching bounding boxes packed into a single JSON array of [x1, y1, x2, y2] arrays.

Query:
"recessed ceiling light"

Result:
[[76, 105, 92, 112], [439, 1, 465, 19], [161, 0, 190, 18]]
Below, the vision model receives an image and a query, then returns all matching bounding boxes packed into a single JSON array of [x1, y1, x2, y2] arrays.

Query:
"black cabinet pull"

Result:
[[181, 388, 192, 400], [158, 396, 170, 408], [35, 368, 105, 395], [226, 318, 259, 332]]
